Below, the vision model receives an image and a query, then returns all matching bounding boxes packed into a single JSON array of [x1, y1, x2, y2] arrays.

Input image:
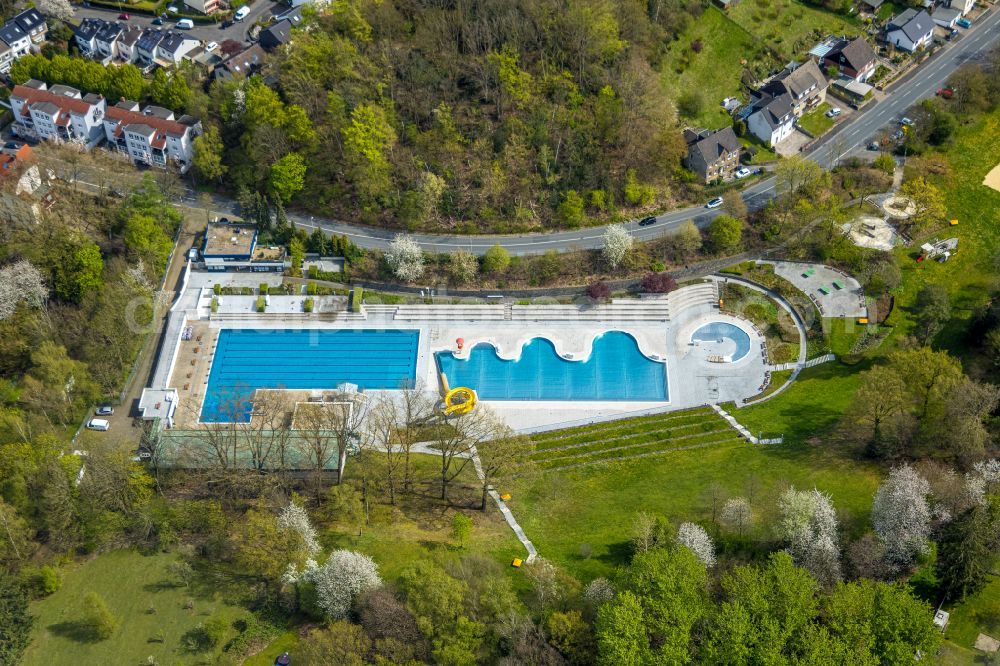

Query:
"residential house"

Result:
[[947, 0, 974, 16], [103, 100, 201, 170], [0, 142, 34, 178], [115, 25, 143, 64], [156, 31, 200, 64], [74, 17, 102, 56], [758, 60, 828, 116], [136, 27, 166, 66], [860, 0, 885, 11], [822, 36, 877, 82], [683, 127, 741, 183], [95, 21, 125, 64], [0, 21, 31, 64], [886, 9, 934, 52], [9, 81, 107, 147], [0, 38, 11, 73], [931, 5, 961, 29], [212, 43, 268, 80], [259, 19, 294, 50], [12, 9, 46, 45], [746, 93, 795, 147], [184, 0, 220, 14]]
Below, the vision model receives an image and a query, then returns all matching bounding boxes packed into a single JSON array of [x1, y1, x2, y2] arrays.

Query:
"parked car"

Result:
[[867, 141, 880, 151], [95, 405, 114, 416], [825, 107, 842, 118], [957, 17, 972, 28], [220, 19, 233, 28], [734, 166, 751, 179], [86, 418, 110, 431], [936, 88, 954, 99], [946, 28, 958, 40], [892, 129, 904, 141], [205, 41, 218, 52], [176, 18, 194, 29], [167, 4, 179, 12], [118, 12, 129, 19], [899, 116, 914, 126], [705, 197, 723, 209], [152, 17, 163, 24], [234, 5, 250, 20], [638, 216, 656, 227]]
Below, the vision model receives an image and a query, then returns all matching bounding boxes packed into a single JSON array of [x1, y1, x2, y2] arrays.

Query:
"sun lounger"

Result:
[[801, 267, 816, 278], [832, 280, 845, 290], [818, 285, 829, 295]]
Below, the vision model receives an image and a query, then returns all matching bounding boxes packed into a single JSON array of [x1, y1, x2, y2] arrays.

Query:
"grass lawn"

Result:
[[512, 436, 881, 580], [661, 6, 766, 130], [740, 137, 779, 164], [890, 109, 1000, 355], [24, 550, 248, 666], [941, 569, 1000, 661], [797, 102, 835, 137], [727, 0, 861, 60]]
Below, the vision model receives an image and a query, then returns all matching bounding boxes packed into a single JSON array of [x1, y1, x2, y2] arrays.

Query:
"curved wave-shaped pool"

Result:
[[691, 322, 752, 362], [435, 331, 667, 401]]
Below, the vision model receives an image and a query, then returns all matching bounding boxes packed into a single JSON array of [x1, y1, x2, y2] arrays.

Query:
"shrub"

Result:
[[213, 283, 221, 295], [873, 153, 896, 175], [308, 264, 319, 279], [483, 243, 511, 274], [203, 613, 229, 647], [351, 287, 363, 313], [306, 281, 317, 295], [259, 283, 269, 295], [452, 513, 472, 546], [210, 297, 218, 313], [641, 272, 678, 294], [586, 281, 612, 301], [304, 297, 314, 313], [83, 591, 118, 640], [690, 39, 703, 53], [256, 296, 266, 312]]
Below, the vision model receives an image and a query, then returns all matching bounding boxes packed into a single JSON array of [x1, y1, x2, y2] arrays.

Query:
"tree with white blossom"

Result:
[[675, 522, 715, 568], [871, 465, 931, 568], [601, 223, 633, 270], [0, 259, 48, 322], [385, 234, 425, 282], [296, 550, 382, 619], [778, 487, 842, 585], [720, 497, 753, 537], [37, 0, 74, 21], [584, 577, 615, 607], [277, 503, 320, 556]]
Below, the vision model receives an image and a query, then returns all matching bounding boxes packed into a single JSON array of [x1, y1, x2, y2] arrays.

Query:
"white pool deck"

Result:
[[148, 276, 772, 432]]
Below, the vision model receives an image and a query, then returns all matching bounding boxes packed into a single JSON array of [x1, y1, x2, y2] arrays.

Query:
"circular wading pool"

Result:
[[691, 322, 752, 362]]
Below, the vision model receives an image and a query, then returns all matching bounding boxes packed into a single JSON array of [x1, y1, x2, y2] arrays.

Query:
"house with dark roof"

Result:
[[886, 9, 934, 52], [156, 30, 200, 64], [822, 36, 877, 82], [759, 60, 828, 116], [115, 25, 143, 64], [213, 43, 268, 80], [0, 21, 30, 65], [746, 93, 795, 147], [12, 9, 46, 44], [948, 0, 974, 16], [931, 5, 961, 29], [95, 21, 125, 64], [683, 127, 741, 183], [74, 17, 103, 55], [9, 81, 107, 147], [137, 27, 166, 65], [259, 19, 294, 50]]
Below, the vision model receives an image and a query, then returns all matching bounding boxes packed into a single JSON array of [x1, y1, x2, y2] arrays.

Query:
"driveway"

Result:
[[73, 0, 278, 44], [774, 128, 813, 157]]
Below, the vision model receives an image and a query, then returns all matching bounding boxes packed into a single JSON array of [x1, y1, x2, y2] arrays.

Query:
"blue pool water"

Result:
[[435, 331, 667, 401], [201, 329, 419, 422], [691, 322, 751, 361]]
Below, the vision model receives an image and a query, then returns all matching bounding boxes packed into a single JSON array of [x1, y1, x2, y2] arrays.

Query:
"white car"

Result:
[[86, 418, 110, 431], [734, 167, 751, 179], [825, 107, 842, 118], [900, 116, 914, 126], [205, 41, 218, 52], [705, 197, 724, 209]]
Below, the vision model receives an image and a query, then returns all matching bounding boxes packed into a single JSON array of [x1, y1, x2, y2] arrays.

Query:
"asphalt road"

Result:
[[235, 6, 996, 256], [73, 0, 277, 44]]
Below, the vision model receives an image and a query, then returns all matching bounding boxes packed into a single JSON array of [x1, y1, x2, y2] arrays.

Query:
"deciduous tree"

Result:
[[871, 465, 931, 569], [777, 486, 842, 586], [385, 234, 424, 282], [602, 223, 633, 269]]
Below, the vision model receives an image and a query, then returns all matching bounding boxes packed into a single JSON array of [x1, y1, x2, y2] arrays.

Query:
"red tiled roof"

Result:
[[11, 84, 102, 116], [104, 105, 190, 138]]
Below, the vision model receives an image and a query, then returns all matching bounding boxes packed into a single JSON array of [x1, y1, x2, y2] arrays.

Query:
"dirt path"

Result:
[[983, 162, 1000, 193]]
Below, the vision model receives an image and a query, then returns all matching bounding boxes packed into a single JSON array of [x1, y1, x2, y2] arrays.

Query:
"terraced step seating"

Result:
[[530, 406, 744, 471]]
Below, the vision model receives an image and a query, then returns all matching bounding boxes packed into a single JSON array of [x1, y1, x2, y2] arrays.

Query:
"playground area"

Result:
[[882, 195, 916, 219], [844, 215, 898, 251]]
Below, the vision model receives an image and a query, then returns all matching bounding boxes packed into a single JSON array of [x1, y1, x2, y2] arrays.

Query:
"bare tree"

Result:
[[433, 407, 503, 502], [367, 386, 436, 505], [474, 417, 533, 510], [321, 390, 371, 484]]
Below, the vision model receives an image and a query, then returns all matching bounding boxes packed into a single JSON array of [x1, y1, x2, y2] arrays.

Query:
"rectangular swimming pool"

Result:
[[201, 329, 419, 422], [435, 331, 667, 401]]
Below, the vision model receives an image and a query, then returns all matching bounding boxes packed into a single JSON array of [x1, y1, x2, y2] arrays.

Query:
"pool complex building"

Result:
[[140, 274, 771, 434]]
